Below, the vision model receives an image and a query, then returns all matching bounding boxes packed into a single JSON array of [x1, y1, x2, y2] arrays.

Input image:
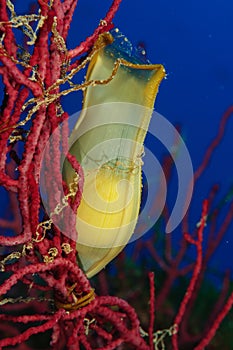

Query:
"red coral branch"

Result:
[[194, 105, 233, 181], [194, 289, 233, 349], [172, 199, 208, 349], [0, 1, 153, 349], [148, 272, 155, 349], [68, 0, 122, 59]]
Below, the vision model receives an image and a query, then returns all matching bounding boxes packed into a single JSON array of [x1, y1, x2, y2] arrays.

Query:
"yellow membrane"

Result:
[[65, 30, 165, 277]]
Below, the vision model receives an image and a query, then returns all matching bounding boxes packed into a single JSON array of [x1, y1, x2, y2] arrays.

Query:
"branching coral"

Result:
[[0, 0, 153, 348]]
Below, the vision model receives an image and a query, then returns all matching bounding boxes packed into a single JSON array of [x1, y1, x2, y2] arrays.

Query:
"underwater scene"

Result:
[[0, 0, 232, 349]]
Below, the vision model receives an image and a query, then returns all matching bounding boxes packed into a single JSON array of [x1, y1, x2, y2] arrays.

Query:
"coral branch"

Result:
[[148, 272, 155, 349], [68, 0, 122, 59], [195, 106, 233, 180], [194, 290, 233, 350], [172, 200, 208, 349]]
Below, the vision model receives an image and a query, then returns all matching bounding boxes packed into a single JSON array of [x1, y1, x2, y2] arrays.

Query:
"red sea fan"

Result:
[[0, 1, 152, 348]]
